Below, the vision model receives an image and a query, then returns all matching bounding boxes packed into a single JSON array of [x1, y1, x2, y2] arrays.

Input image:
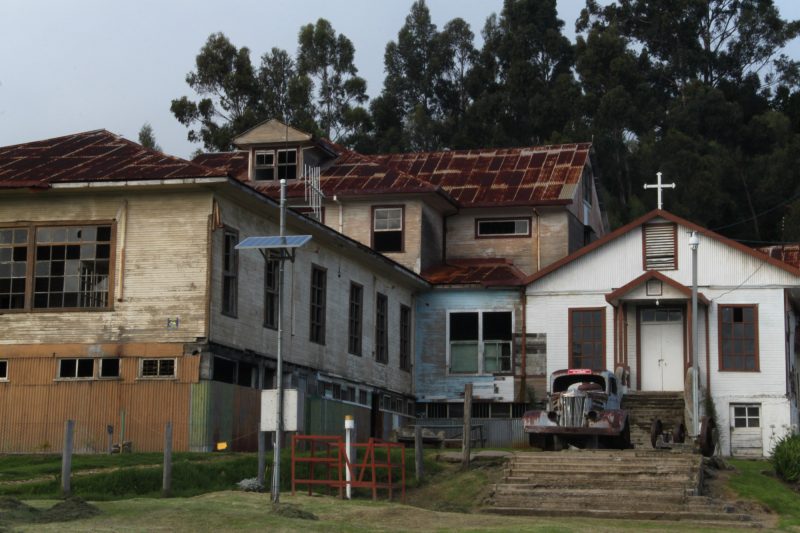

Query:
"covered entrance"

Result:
[[639, 308, 685, 391]]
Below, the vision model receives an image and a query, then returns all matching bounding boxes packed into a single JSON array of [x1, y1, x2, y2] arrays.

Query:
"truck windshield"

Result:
[[552, 375, 606, 393]]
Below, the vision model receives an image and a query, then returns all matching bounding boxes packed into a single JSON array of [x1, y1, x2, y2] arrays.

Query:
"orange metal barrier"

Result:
[[290, 434, 406, 502]]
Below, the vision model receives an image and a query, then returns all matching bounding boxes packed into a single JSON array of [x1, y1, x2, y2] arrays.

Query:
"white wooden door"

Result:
[[641, 309, 684, 391], [730, 404, 763, 457]]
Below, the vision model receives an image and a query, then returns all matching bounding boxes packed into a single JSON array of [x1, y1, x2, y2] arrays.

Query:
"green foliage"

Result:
[[138, 123, 161, 152], [772, 434, 800, 483]]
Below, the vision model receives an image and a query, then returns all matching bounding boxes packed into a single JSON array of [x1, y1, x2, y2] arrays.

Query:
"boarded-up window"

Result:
[[719, 305, 758, 371], [569, 308, 605, 370], [643, 223, 677, 270]]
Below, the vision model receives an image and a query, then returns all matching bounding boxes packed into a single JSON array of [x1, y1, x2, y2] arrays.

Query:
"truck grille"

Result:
[[560, 396, 588, 427]]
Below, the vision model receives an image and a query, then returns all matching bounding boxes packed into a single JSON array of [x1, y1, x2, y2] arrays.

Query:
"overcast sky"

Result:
[[1, 0, 798, 159]]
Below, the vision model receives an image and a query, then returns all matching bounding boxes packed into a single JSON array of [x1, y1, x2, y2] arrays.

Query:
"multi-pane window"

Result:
[[0, 360, 8, 380], [277, 149, 297, 180], [732, 404, 760, 428], [222, 229, 238, 317], [58, 358, 94, 379], [348, 283, 363, 355], [310, 266, 327, 344], [254, 150, 275, 180], [375, 293, 388, 363], [0, 228, 28, 310], [372, 207, 403, 253], [448, 311, 512, 374], [140, 358, 176, 378], [264, 258, 279, 329], [400, 304, 411, 371], [476, 218, 530, 237], [719, 305, 758, 371], [569, 308, 605, 370]]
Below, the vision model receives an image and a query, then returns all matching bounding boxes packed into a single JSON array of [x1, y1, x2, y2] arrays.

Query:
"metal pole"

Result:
[[690, 231, 700, 436], [272, 179, 287, 503]]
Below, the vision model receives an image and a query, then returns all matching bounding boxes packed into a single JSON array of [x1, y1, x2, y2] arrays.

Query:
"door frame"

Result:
[[636, 303, 687, 390]]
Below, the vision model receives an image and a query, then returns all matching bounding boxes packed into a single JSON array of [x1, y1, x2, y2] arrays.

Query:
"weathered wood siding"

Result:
[[414, 289, 522, 401], [210, 195, 416, 396], [0, 190, 212, 344], [320, 198, 425, 273]]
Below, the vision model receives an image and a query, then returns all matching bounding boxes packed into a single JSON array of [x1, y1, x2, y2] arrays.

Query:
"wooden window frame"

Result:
[[98, 357, 121, 379], [56, 358, 95, 380], [348, 282, 363, 356], [0, 359, 8, 381], [375, 292, 388, 364], [447, 309, 514, 375], [568, 307, 606, 371], [139, 358, 177, 379], [718, 304, 760, 372], [253, 150, 275, 181], [400, 304, 411, 371], [475, 217, 532, 239], [264, 257, 279, 330], [371, 205, 405, 253], [642, 222, 678, 271], [309, 264, 327, 345], [221, 228, 239, 318], [277, 148, 298, 180], [0, 221, 116, 313]]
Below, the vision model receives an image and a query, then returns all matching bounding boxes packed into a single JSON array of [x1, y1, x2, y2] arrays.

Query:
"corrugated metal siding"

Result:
[[189, 381, 261, 452], [305, 397, 371, 439], [419, 418, 528, 448]]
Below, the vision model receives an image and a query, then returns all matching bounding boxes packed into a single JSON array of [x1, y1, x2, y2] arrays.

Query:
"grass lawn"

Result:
[[728, 458, 800, 530]]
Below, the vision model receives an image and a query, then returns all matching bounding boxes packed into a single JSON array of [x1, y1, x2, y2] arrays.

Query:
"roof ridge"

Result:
[[0, 129, 110, 150], [369, 141, 593, 159]]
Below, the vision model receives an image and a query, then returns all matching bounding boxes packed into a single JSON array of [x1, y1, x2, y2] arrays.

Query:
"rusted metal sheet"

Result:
[[757, 244, 800, 269], [0, 130, 221, 188], [421, 259, 527, 286]]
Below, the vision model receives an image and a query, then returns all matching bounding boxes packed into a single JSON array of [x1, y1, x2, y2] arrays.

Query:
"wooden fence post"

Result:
[[462, 383, 473, 469], [61, 420, 75, 497], [414, 425, 423, 481], [257, 431, 266, 488], [162, 421, 173, 497]]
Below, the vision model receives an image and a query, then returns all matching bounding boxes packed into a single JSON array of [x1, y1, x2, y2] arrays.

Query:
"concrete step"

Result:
[[484, 506, 763, 525], [491, 495, 736, 512], [500, 478, 696, 491]]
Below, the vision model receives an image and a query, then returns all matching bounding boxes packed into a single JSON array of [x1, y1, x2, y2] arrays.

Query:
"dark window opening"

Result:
[[400, 304, 411, 371], [58, 358, 94, 379], [213, 357, 236, 384], [277, 149, 297, 180], [476, 218, 529, 237], [570, 309, 605, 370], [99, 358, 120, 378], [0, 228, 28, 310], [264, 259, 279, 329], [359, 390, 368, 405], [720, 305, 758, 371], [472, 403, 490, 418], [0, 360, 6, 379], [238, 362, 256, 388], [373, 207, 403, 253], [254, 151, 275, 181], [263, 368, 275, 389], [375, 293, 388, 363], [348, 283, 363, 355], [310, 266, 326, 344], [222, 229, 238, 317]]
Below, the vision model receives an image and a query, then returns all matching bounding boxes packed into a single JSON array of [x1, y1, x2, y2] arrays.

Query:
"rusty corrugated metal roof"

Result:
[[193, 142, 591, 208], [421, 258, 528, 286], [757, 245, 800, 269], [0, 130, 222, 188]]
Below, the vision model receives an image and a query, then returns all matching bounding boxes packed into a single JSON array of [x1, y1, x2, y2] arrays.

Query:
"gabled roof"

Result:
[[0, 130, 221, 188], [605, 270, 710, 306], [421, 258, 528, 287], [524, 209, 800, 286], [233, 119, 313, 146], [192, 141, 592, 209]]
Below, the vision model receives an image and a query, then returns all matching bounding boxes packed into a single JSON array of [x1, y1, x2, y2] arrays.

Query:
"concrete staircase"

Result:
[[485, 450, 764, 526], [622, 391, 686, 449]]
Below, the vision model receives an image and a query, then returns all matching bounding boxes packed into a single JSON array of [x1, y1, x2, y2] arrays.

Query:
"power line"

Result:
[[710, 189, 800, 232]]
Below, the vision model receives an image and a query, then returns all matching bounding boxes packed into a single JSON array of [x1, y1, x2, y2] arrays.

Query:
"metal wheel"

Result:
[[650, 419, 663, 448], [673, 423, 686, 444], [699, 416, 717, 457]]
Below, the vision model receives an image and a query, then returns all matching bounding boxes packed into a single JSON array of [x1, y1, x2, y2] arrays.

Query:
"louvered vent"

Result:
[[644, 223, 676, 270]]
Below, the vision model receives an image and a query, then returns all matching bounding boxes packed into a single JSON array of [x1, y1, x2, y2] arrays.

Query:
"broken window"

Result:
[[720, 305, 758, 371], [0, 360, 8, 380], [58, 358, 94, 379], [348, 283, 363, 355], [476, 218, 530, 237], [99, 358, 120, 378], [264, 258, 279, 329], [140, 358, 176, 378], [375, 293, 388, 363], [569, 308, 605, 370], [222, 229, 238, 317], [309, 265, 326, 344], [449, 310, 513, 374], [0, 228, 28, 310], [372, 207, 403, 252], [400, 304, 411, 371]]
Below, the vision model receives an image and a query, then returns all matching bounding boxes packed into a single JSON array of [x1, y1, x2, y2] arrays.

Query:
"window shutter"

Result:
[[644, 224, 676, 270]]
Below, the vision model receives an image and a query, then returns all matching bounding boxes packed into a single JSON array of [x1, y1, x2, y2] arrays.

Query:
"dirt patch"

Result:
[[0, 496, 101, 529], [271, 502, 318, 520], [405, 456, 507, 513], [0, 496, 41, 529], [37, 497, 101, 523]]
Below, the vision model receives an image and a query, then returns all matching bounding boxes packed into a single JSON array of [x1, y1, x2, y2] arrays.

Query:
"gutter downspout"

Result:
[[115, 200, 128, 302], [533, 208, 541, 271], [519, 287, 528, 404]]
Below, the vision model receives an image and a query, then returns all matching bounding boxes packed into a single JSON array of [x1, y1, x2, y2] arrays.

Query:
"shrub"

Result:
[[772, 434, 800, 483]]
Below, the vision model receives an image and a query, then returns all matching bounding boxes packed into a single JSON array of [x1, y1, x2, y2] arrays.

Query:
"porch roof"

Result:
[[605, 270, 710, 306]]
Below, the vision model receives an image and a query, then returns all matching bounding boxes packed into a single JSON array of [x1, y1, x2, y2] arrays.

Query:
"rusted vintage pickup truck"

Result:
[[523, 369, 630, 450]]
